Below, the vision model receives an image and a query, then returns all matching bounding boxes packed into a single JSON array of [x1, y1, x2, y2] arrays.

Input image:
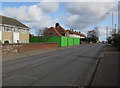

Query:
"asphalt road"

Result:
[[3, 43, 104, 86]]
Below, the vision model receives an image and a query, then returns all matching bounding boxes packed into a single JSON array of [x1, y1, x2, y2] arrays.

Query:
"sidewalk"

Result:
[[92, 44, 119, 87]]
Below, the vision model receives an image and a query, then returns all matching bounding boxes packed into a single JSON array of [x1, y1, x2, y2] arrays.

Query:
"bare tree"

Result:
[[36, 27, 48, 36], [43, 27, 49, 34], [94, 26, 99, 37], [87, 28, 99, 43]]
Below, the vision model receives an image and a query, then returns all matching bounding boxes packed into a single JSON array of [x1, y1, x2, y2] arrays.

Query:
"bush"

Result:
[[111, 34, 120, 51]]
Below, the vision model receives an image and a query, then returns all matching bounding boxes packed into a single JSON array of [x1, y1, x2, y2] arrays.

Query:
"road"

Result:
[[3, 43, 104, 86]]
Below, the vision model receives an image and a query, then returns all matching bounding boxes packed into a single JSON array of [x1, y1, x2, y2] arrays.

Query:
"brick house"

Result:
[[0, 15, 30, 44], [43, 23, 67, 37]]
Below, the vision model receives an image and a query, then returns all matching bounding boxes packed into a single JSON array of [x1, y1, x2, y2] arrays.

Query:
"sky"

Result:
[[0, 0, 119, 41]]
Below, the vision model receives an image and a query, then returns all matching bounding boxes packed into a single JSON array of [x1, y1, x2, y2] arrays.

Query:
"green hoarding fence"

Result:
[[30, 36, 61, 46], [40, 36, 61, 47], [61, 37, 68, 46], [30, 36, 80, 47], [29, 37, 39, 43], [68, 37, 74, 46], [73, 38, 80, 45]]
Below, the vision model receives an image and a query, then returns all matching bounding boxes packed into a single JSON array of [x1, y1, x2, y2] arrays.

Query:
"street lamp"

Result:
[[106, 12, 114, 31]]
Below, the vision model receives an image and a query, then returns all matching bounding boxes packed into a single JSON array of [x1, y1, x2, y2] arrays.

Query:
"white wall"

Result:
[[80, 36, 85, 39], [69, 34, 80, 38]]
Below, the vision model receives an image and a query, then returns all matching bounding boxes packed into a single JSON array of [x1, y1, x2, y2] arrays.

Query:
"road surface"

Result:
[[3, 43, 104, 86]]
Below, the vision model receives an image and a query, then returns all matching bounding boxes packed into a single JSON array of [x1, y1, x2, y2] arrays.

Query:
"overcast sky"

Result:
[[1, 0, 119, 41]]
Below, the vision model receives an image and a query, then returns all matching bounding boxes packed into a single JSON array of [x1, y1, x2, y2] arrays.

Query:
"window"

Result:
[[21, 29, 27, 34], [4, 26, 12, 32], [21, 40, 27, 43], [14, 28, 19, 32]]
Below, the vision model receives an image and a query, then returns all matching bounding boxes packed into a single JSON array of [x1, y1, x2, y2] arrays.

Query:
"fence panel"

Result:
[[29, 37, 39, 43], [61, 37, 68, 46], [68, 37, 74, 46], [73, 38, 80, 45]]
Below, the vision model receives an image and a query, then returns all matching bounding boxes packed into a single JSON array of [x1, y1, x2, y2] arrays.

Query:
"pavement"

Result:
[[2, 43, 104, 86], [92, 44, 119, 87]]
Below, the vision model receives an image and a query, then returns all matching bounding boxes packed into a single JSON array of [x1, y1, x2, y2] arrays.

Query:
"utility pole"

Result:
[[106, 12, 114, 33], [106, 26, 108, 40], [112, 12, 113, 31], [115, 24, 117, 33]]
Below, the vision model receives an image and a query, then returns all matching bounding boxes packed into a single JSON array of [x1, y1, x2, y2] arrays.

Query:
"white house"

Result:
[[66, 30, 86, 39]]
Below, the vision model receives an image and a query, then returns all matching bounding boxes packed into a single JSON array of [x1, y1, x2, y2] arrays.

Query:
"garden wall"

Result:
[[2, 43, 58, 53]]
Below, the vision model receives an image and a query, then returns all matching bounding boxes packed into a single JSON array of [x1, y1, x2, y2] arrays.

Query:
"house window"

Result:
[[21, 40, 27, 43], [4, 26, 12, 32], [21, 29, 27, 34], [14, 28, 19, 32]]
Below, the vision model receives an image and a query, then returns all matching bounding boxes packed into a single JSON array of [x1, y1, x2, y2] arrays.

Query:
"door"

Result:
[[13, 28, 19, 43]]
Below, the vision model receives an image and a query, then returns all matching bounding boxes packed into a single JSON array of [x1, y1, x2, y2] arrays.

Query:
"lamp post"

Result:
[[106, 12, 114, 32]]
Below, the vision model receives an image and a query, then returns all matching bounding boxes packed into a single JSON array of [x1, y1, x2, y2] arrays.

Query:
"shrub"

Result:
[[111, 34, 120, 51]]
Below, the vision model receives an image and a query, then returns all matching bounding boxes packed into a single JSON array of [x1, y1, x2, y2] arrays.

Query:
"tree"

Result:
[[107, 33, 120, 50], [87, 30, 99, 43], [43, 27, 49, 35], [36, 27, 48, 36]]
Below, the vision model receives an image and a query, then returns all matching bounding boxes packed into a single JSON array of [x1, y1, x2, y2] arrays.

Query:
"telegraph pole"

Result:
[[115, 24, 117, 33], [106, 12, 114, 33], [106, 26, 108, 40], [112, 12, 113, 31]]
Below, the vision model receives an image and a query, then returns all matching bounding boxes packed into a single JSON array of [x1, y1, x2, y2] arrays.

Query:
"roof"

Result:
[[56, 26, 67, 34], [0, 15, 29, 29], [66, 30, 86, 37], [44, 27, 62, 36]]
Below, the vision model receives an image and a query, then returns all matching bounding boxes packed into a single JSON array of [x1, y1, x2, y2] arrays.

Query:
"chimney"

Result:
[[55, 23, 60, 27]]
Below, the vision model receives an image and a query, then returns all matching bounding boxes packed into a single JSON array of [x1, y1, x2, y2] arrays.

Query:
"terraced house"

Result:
[[0, 15, 30, 44]]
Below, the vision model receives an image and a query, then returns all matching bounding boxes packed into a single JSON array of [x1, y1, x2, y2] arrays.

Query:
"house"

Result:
[[55, 23, 67, 36], [0, 15, 30, 44], [43, 23, 86, 39], [43, 23, 67, 36], [66, 30, 86, 39], [43, 27, 62, 36]]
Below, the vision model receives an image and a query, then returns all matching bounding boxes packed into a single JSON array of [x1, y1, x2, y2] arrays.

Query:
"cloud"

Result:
[[41, 0, 117, 2], [3, 2, 59, 30], [2, 1, 118, 37], [3, 6, 30, 21], [97, 26, 106, 36], [38, 2, 59, 13], [64, 2, 118, 34]]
